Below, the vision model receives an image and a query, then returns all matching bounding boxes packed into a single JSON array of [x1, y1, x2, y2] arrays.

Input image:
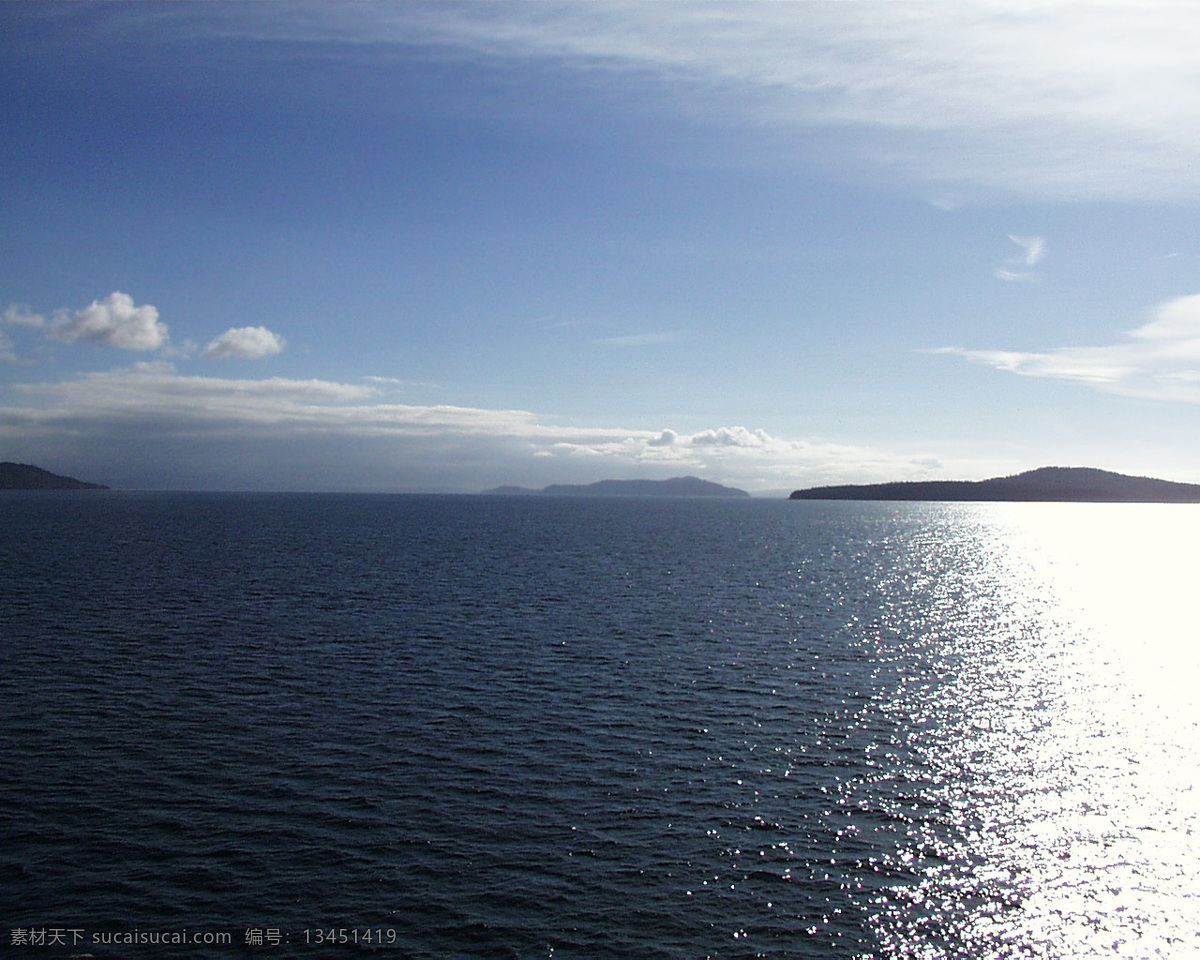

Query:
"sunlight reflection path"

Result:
[[877, 504, 1200, 958], [998, 505, 1200, 957]]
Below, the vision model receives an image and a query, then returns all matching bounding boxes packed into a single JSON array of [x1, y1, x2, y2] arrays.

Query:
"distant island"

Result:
[[484, 476, 751, 498], [0, 462, 109, 490], [790, 466, 1200, 503]]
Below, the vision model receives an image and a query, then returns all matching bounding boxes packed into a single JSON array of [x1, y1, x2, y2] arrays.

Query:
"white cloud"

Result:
[[690, 426, 771, 447], [939, 294, 1200, 401], [0, 365, 955, 491], [204, 326, 286, 359], [51, 292, 168, 351]]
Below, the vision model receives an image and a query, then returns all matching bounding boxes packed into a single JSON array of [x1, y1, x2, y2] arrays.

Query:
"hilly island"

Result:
[[790, 467, 1200, 503], [484, 476, 750, 498], [0, 462, 108, 490]]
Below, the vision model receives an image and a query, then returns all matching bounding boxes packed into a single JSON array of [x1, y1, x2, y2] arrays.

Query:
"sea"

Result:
[[2, 492, 1199, 959]]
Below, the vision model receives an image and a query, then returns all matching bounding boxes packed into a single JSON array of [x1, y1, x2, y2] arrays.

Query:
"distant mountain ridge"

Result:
[[790, 466, 1200, 503], [0, 462, 108, 490], [484, 476, 750, 498]]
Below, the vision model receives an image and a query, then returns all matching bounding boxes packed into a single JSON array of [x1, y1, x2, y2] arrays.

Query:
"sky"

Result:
[[4, 1, 1200, 493]]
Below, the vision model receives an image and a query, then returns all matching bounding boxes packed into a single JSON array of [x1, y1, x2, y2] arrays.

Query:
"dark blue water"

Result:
[[3, 494, 1197, 958]]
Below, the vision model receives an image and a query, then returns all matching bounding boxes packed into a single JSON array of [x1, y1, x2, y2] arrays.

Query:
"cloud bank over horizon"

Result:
[[0, 362, 957, 493]]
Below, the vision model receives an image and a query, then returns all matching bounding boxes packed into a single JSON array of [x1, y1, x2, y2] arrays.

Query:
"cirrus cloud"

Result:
[[937, 294, 1200, 401], [239, 1, 1200, 203], [995, 234, 1047, 282], [49, 3, 1200, 202]]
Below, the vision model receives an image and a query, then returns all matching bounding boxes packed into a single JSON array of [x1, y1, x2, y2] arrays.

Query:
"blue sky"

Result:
[[4, 2, 1200, 492]]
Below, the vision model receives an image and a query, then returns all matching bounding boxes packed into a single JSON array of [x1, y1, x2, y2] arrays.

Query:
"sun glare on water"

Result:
[[889, 503, 1200, 958]]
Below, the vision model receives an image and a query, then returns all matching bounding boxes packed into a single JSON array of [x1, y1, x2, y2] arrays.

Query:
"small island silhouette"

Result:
[[484, 476, 750, 498], [0, 462, 109, 490], [790, 466, 1200, 503]]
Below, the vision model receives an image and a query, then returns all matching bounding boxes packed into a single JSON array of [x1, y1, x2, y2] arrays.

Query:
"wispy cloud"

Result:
[[362, 375, 441, 389], [597, 332, 679, 348], [995, 234, 1047, 282], [1011, 236, 1047, 268], [0, 305, 45, 364], [9, 362, 376, 415], [938, 294, 1200, 401], [2, 304, 46, 329], [42, 2, 1200, 201]]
